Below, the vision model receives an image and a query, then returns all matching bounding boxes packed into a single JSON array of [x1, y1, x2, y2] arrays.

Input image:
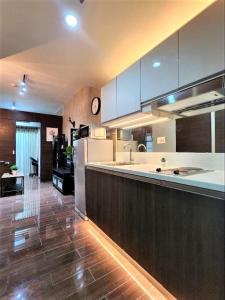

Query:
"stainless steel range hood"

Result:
[[142, 75, 225, 117]]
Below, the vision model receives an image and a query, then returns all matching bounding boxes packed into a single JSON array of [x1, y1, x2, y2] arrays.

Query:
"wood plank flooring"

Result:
[[0, 178, 148, 300]]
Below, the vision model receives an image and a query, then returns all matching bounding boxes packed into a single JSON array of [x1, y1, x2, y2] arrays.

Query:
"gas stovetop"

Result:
[[153, 167, 212, 176]]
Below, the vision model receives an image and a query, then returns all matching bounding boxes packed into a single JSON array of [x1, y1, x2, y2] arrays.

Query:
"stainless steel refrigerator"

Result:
[[73, 138, 113, 219]]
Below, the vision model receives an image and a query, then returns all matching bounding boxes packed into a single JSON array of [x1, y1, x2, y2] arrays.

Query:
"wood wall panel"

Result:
[[63, 87, 100, 142], [0, 118, 16, 175], [215, 110, 225, 153], [176, 113, 211, 152], [0, 109, 62, 181]]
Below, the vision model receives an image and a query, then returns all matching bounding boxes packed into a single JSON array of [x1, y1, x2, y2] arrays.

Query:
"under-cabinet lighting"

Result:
[[123, 117, 168, 129], [109, 114, 152, 128]]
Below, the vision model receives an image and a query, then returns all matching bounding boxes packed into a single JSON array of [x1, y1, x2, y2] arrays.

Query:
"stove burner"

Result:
[[154, 167, 212, 176]]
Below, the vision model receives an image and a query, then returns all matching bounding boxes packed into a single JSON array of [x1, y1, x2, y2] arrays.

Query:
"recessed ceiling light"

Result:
[[152, 61, 161, 68], [65, 14, 78, 27]]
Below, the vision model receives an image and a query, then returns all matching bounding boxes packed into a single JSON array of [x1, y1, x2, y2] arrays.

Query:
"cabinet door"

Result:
[[117, 61, 141, 117], [179, 0, 225, 87], [101, 78, 117, 123], [141, 33, 178, 102]]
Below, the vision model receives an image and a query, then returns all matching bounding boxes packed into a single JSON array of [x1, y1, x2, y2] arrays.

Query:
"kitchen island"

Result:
[[85, 163, 224, 300]]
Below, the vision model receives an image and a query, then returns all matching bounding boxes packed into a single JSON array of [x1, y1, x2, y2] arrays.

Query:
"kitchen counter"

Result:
[[86, 162, 225, 194], [85, 165, 225, 299]]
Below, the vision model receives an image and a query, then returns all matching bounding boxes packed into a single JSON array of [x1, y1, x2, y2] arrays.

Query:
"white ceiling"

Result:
[[0, 0, 214, 115]]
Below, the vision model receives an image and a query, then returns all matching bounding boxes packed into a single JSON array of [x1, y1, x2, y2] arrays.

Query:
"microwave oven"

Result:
[[79, 125, 107, 139]]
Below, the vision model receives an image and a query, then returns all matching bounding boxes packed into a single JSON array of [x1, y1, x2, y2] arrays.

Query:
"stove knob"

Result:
[[173, 169, 180, 175], [156, 168, 161, 172]]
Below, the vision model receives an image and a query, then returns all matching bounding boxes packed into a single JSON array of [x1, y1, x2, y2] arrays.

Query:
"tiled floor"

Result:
[[0, 177, 148, 300]]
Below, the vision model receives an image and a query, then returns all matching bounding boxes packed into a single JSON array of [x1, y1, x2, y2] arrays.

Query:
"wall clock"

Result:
[[91, 97, 101, 115]]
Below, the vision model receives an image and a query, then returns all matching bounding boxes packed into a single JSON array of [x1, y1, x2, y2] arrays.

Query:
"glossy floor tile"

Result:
[[0, 177, 148, 300]]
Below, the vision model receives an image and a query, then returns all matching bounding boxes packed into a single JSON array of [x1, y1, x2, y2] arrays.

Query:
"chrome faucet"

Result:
[[123, 143, 134, 162], [137, 143, 147, 152]]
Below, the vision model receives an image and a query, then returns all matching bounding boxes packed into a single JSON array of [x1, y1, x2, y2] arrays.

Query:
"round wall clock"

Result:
[[91, 97, 101, 115]]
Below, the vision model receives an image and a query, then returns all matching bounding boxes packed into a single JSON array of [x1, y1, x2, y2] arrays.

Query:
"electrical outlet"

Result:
[[157, 137, 166, 144]]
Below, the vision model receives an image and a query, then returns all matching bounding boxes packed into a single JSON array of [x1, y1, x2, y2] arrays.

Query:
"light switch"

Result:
[[157, 137, 166, 144]]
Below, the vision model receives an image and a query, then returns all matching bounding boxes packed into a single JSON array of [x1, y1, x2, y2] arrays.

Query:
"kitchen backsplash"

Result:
[[116, 152, 225, 171]]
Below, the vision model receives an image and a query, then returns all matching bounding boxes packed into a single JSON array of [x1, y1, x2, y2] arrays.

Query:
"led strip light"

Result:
[[109, 114, 152, 128], [88, 223, 176, 300], [123, 117, 169, 130]]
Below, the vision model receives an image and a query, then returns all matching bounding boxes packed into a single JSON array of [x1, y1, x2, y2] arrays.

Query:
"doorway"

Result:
[[16, 121, 41, 177]]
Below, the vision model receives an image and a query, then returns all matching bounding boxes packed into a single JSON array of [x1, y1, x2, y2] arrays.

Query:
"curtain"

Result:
[[16, 127, 40, 176]]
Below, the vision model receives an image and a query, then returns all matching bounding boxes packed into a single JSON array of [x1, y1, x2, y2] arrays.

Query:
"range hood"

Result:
[[142, 74, 225, 117]]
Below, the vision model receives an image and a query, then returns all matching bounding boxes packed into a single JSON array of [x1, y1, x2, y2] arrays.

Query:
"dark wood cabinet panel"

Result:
[[0, 118, 16, 176], [215, 110, 225, 153], [176, 113, 211, 152], [152, 185, 224, 300], [86, 171, 123, 245], [0, 109, 62, 181], [85, 168, 224, 300]]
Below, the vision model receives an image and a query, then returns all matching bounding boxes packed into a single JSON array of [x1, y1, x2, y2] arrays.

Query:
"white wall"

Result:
[[152, 119, 176, 152]]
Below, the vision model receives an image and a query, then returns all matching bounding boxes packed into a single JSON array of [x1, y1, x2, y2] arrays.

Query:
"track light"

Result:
[[19, 74, 28, 95]]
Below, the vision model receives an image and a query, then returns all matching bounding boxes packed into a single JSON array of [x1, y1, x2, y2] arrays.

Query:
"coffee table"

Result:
[[1, 173, 24, 197]]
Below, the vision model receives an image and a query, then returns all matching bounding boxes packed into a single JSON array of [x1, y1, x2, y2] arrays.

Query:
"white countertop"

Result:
[[1, 172, 24, 178], [86, 162, 225, 193]]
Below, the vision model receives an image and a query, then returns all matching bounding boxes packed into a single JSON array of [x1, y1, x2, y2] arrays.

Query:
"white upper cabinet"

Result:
[[101, 78, 117, 123], [179, 0, 225, 87], [101, 1, 225, 122], [141, 33, 178, 103], [117, 61, 141, 118]]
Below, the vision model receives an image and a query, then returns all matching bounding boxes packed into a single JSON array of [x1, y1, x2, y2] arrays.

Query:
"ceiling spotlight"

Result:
[[19, 74, 28, 94], [65, 14, 78, 27], [21, 74, 27, 85]]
